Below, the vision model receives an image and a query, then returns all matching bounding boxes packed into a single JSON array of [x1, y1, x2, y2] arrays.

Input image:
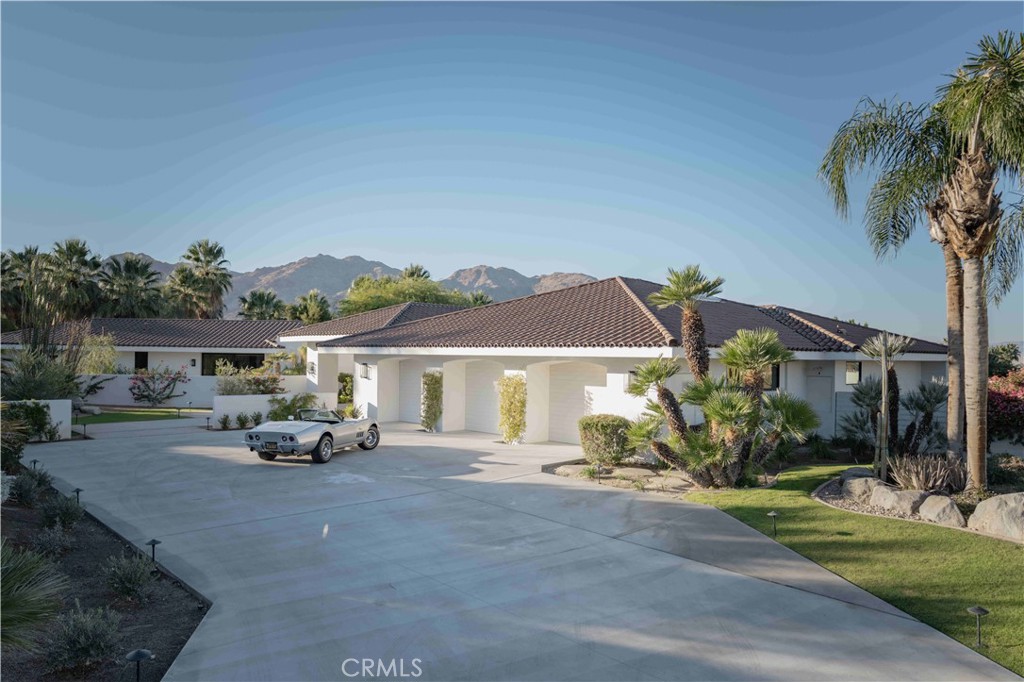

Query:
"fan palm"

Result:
[[164, 265, 206, 318], [468, 291, 493, 307], [98, 255, 162, 318], [401, 263, 431, 279], [239, 289, 286, 320], [182, 240, 232, 318], [752, 392, 821, 465], [288, 289, 331, 325], [627, 357, 687, 438], [647, 266, 724, 381], [718, 328, 795, 403], [44, 239, 101, 319], [1, 246, 39, 330]]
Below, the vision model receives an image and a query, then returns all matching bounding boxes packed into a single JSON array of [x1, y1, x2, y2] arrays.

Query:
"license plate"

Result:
[[264, 442, 278, 451]]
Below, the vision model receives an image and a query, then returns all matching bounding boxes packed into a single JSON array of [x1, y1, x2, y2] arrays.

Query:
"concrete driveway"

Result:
[[31, 423, 1015, 681]]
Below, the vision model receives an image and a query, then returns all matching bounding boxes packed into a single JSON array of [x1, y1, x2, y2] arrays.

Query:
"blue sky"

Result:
[[2, 2, 1022, 342]]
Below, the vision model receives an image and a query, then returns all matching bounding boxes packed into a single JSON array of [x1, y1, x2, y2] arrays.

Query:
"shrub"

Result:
[[0, 350, 80, 401], [235, 412, 251, 430], [41, 495, 84, 530], [77, 334, 119, 375], [420, 371, 443, 432], [342, 403, 363, 419], [889, 454, 967, 493], [217, 414, 232, 430], [32, 524, 72, 559], [988, 454, 1024, 487], [989, 368, 1024, 447], [215, 360, 284, 396], [1, 407, 29, 473], [129, 366, 190, 406], [250, 411, 263, 426], [1, 540, 69, 651], [11, 475, 41, 508], [578, 414, 634, 468], [808, 437, 834, 460], [104, 553, 153, 601], [267, 393, 319, 421], [497, 374, 527, 444], [0, 472, 11, 504], [3, 401, 55, 442], [45, 600, 121, 672], [338, 372, 354, 403], [21, 466, 54, 489]]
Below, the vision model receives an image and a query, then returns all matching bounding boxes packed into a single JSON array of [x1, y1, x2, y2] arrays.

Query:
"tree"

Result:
[[468, 291, 493, 307], [338, 275, 471, 316], [627, 357, 688, 439], [989, 342, 1021, 376], [1, 247, 40, 330], [239, 289, 286, 320], [164, 265, 205, 318], [861, 332, 914, 480], [44, 239, 101, 319], [78, 333, 119, 374], [181, 240, 233, 318], [129, 366, 191, 406], [401, 263, 431, 279], [98, 254, 163, 318], [718, 328, 795, 404], [287, 289, 331, 325], [647, 266, 724, 381]]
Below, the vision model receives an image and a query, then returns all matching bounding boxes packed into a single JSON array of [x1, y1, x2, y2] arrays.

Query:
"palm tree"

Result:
[[98, 255, 162, 318], [627, 357, 688, 439], [1, 247, 39, 330], [718, 328, 795, 403], [288, 289, 331, 325], [182, 240, 232, 319], [934, 32, 1024, 489], [238, 289, 286, 320], [468, 291, 493, 307], [861, 332, 915, 480], [164, 265, 206, 318], [44, 239, 101, 319], [401, 263, 431, 279], [647, 266, 724, 381]]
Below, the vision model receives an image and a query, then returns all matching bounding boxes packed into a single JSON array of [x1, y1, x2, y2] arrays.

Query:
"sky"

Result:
[[2, 1, 1022, 343]]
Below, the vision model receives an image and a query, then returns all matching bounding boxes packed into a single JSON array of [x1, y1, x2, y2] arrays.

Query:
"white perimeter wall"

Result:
[[83, 374, 308, 409], [6, 400, 73, 441], [213, 391, 339, 424]]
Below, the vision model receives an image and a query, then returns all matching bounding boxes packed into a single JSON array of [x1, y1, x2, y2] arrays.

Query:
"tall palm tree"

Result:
[[288, 289, 331, 325], [627, 357, 688, 439], [98, 255, 162, 318], [1, 246, 39, 330], [401, 263, 431, 279], [647, 266, 724, 381], [934, 32, 1024, 489], [239, 289, 286, 320], [164, 265, 206, 318], [718, 328, 795, 404], [182, 240, 232, 319], [44, 239, 101, 319], [468, 291, 493, 307]]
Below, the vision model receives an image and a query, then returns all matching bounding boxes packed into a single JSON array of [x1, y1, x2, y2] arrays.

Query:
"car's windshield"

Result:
[[297, 409, 341, 422]]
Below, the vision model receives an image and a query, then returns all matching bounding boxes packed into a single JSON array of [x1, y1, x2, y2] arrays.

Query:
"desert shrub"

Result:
[[217, 414, 232, 430], [250, 411, 263, 425], [4, 401, 55, 442], [235, 412, 251, 429], [1, 407, 29, 473], [129, 366, 190, 406], [41, 495, 84, 530], [808, 437, 834, 460], [338, 372, 354, 403], [11, 475, 41, 508], [21, 466, 54, 489], [988, 454, 1024, 487], [989, 368, 1024, 447], [215, 360, 284, 396], [104, 553, 153, 601], [32, 524, 72, 559], [266, 393, 319, 421], [497, 374, 527, 444], [1, 540, 69, 651], [0, 350, 80, 401], [767, 438, 795, 465], [77, 334, 118, 375], [578, 414, 635, 468], [889, 454, 966, 493], [420, 371, 443, 432], [342, 403, 363, 419], [45, 600, 121, 672], [580, 465, 599, 479]]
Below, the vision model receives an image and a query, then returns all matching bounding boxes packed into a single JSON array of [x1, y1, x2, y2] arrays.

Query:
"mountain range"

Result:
[[109, 253, 597, 317]]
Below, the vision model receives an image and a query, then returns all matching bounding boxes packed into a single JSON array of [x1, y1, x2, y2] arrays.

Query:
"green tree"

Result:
[[338, 276, 470, 316], [287, 289, 332, 325], [1, 246, 40, 330], [98, 254, 163, 318], [646, 266, 725, 381], [78, 333, 119, 374], [718, 327, 795, 404], [627, 357, 688, 439], [239, 289, 286, 320], [163, 264, 206, 318], [181, 240, 233, 318], [44, 239, 101, 319], [989, 342, 1021, 377], [401, 263, 431, 279], [467, 291, 494, 307]]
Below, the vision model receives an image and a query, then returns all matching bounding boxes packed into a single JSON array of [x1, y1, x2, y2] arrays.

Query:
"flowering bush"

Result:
[[128, 366, 190, 406], [989, 368, 1024, 447]]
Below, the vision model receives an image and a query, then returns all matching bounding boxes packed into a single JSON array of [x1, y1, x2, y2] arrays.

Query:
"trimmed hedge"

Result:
[[578, 414, 635, 467], [421, 371, 443, 432]]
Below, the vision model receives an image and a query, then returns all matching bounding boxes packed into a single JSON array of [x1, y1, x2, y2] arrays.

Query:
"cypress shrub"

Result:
[[578, 414, 635, 468], [420, 371, 443, 432]]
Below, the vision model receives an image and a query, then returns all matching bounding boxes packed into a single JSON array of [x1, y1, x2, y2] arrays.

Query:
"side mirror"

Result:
[[287, 416, 295, 421]]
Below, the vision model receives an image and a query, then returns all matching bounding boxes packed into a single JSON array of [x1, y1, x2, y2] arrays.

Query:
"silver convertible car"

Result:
[[243, 409, 380, 463]]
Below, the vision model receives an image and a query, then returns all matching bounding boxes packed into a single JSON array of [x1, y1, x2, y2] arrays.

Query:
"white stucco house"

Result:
[[306, 277, 947, 444]]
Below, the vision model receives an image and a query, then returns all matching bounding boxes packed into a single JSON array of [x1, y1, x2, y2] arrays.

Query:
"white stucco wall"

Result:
[[7, 400, 73, 441], [83, 374, 307, 409], [212, 391, 338, 425]]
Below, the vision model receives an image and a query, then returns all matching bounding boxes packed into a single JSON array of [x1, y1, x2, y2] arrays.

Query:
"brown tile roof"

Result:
[[1, 318, 303, 350], [319, 276, 947, 354], [279, 302, 465, 338]]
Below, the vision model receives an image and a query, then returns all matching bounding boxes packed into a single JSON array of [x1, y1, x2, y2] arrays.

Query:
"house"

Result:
[[311, 277, 947, 443]]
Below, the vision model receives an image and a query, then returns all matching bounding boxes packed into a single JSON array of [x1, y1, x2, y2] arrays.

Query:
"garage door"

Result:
[[548, 362, 606, 444], [464, 362, 502, 434], [399, 360, 427, 424]]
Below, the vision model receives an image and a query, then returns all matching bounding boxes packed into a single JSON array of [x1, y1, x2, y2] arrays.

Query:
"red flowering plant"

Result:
[[129, 366, 191, 407], [989, 368, 1024, 447]]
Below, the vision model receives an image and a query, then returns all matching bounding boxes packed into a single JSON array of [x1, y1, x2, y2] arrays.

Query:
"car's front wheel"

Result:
[[358, 426, 380, 451], [311, 435, 333, 463], [257, 451, 277, 461]]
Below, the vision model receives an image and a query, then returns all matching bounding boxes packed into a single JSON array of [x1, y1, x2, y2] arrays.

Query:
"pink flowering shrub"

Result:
[[129, 366, 191, 406], [989, 368, 1024, 447]]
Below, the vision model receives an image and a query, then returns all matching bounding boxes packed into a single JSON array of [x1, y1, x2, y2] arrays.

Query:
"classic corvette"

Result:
[[244, 409, 380, 463]]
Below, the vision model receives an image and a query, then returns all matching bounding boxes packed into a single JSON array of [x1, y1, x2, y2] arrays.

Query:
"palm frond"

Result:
[[860, 332, 915, 366], [627, 357, 680, 396], [718, 328, 795, 373], [986, 190, 1024, 302], [678, 375, 728, 407], [760, 392, 820, 444], [647, 265, 724, 311]]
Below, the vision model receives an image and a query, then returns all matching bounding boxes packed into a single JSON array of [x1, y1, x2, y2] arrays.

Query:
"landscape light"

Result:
[[767, 510, 779, 537], [145, 538, 162, 562], [967, 606, 990, 648], [126, 649, 155, 682], [72, 488, 83, 504]]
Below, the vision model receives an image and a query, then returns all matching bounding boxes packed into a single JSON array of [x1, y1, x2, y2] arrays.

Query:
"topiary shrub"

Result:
[[104, 553, 153, 602], [420, 371, 443, 432], [497, 374, 527, 444], [578, 414, 635, 469], [41, 495, 84, 531], [217, 414, 232, 430], [45, 600, 122, 672], [266, 393, 319, 421]]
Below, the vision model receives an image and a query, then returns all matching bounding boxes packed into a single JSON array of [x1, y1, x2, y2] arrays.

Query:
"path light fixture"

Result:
[[82, 422, 87, 438], [188, 401, 192, 414], [206, 417, 211, 430], [126, 649, 155, 682], [767, 510, 779, 537], [72, 488, 83, 504], [30, 459, 39, 470], [967, 605, 990, 648], [145, 538, 162, 562], [176, 407, 181, 418]]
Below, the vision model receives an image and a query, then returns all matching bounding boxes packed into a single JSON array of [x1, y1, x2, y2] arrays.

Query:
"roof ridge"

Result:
[[615, 277, 678, 347], [761, 306, 855, 351]]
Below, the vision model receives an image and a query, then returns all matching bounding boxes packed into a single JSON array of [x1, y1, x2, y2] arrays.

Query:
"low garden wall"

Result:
[[81, 374, 308, 409], [4, 399, 73, 441], [212, 392, 339, 424]]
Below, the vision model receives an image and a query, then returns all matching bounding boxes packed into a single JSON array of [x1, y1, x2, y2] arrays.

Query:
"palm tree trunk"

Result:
[[682, 309, 710, 381], [962, 256, 988, 490], [656, 385, 688, 439], [943, 243, 965, 458], [887, 367, 900, 453]]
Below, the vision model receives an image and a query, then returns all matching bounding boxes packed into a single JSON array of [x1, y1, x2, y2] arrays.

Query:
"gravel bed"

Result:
[[814, 477, 923, 521]]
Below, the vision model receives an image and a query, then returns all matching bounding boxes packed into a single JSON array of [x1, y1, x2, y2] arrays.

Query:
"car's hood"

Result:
[[251, 421, 319, 434]]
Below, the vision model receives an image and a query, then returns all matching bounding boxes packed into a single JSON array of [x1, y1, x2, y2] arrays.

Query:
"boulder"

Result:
[[843, 476, 886, 506], [869, 486, 928, 515], [918, 495, 966, 528], [968, 493, 1024, 542], [840, 467, 874, 482]]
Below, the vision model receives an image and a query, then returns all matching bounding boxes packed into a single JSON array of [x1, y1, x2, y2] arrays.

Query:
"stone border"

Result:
[[810, 477, 1024, 546]]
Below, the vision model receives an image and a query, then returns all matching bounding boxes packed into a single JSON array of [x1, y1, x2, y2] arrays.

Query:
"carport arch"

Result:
[[521, 360, 610, 444], [441, 359, 504, 434]]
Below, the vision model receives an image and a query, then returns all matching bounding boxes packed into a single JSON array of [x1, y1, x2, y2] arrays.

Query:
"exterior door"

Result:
[[806, 376, 835, 438]]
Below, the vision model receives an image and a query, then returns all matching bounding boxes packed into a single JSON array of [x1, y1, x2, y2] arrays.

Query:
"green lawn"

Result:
[[74, 408, 195, 425], [687, 465, 1023, 676]]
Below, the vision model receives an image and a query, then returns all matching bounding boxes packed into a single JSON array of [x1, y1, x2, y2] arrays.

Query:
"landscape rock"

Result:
[[918, 495, 966, 528], [967, 493, 1024, 541], [869, 486, 928, 515], [839, 467, 874, 482], [842, 476, 886, 505]]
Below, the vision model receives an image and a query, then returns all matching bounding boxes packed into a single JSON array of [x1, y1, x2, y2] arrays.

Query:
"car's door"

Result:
[[328, 411, 361, 445]]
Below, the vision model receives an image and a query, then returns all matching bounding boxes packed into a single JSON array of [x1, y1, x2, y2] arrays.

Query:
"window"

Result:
[[201, 353, 265, 376], [845, 361, 862, 385], [726, 364, 780, 390], [134, 352, 149, 371]]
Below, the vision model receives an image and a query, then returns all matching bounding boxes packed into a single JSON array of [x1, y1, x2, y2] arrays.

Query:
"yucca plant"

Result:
[[647, 266, 724, 381], [1, 539, 69, 651]]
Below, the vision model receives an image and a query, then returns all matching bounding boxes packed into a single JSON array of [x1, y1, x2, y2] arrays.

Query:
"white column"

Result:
[[524, 364, 550, 443], [442, 361, 466, 433]]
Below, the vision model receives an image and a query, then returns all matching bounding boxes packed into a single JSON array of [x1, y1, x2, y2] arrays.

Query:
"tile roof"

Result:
[[279, 302, 466, 338], [319, 276, 947, 354], [1, 318, 303, 350]]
